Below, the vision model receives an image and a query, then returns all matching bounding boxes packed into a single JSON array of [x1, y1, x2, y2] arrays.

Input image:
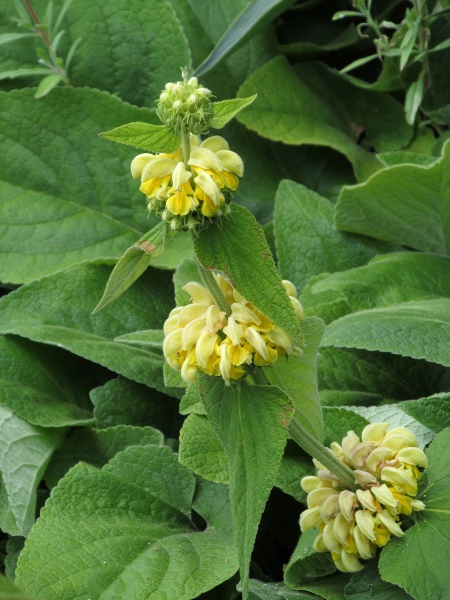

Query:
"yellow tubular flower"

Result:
[[163, 275, 303, 385], [299, 423, 427, 573]]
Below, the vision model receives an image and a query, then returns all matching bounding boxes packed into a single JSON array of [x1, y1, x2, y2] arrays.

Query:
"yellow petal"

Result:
[[340, 550, 364, 573], [182, 282, 214, 305], [307, 487, 339, 509], [172, 161, 192, 189], [300, 476, 323, 493], [396, 447, 427, 468], [361, 422, 390, 444], [163, 328, 183, 358], [182, 317, 207, 351], [355, 510, 376, 542], [334, 512, 351, 547], [371, 484, 398, 509], [244, 326, 268, 361], [141, 156, 175, 181], [196, 331, 219, 369], [189, 147, 222, 171], [282, 280, 298, 298], [353, 525, 375, 560], [356, 489, 379, 512], [376, 509, 404, 537], [339, 490, 357, 522], [230, 302, 261, 326], [216, 149, 244, 177], [177, 303, 208, 326], [219, 342, 232, 383], [299, 506, 322, 531], [200, 135, 229, 152], [130, 153, 155, 178], [380, 466, 417, 495], [322, 520, 341, 554], [195, 171, 221, 205], [320, 494, 340, 523]]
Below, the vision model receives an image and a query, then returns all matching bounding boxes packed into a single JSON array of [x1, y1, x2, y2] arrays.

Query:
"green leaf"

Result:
[[284, 529, 336, 587], [321, 299, 450, 367], [16, 445, 238, 599], [405, 71, 425, 125], [100, 122, 181, 153], [91, 376, 183, 436], [151, 231, 194, 270], [194, 203, 303, 345], [192, 478, 234, 534], [282, 24, 359, 60], [399, 393, 450, 434], [248, 579, 321, 599], [193, 0, 297, 77], [179, 381, 205, 416], [179, 414, 229, 483], [294, 573, 351, 600], [335, 140, 450, 254], [200, 377, 294, 600], [0, 407, 65, 537], [34, 73, 63, 99], [0, 0, 191, 107], [0, 264, 178, 394], [0, 88, 162, 285], [307, 252, 450, 312], [236, 57, 412, 179], [322, 407, 369, 446], [4, 536, 25, 580], [274, 180, 398, 292], [0, 575, 38, 600], [266, 317, 324, 440], [93, 223, 176, 312], [276, 443, 314, 503], [209, 95, 257, 129], [0, 335, 95, 427], [44, 424, 164, 489], [345, 561, 414, 599], [379, 427, 450, 600], [0, 68, 51, 81], [115, 329, 164, 347], [0, 33, 35, 45], [173, 257, 202, 306]]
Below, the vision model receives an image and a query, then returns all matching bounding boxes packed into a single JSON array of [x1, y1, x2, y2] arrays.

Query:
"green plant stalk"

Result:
[[196, 260, 232, 316], [252, 367, 357, 491], [181, 126, 190, 169]]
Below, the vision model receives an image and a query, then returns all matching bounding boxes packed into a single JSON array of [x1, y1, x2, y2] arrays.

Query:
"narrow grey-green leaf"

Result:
[[0, 68, 51, 81], [193, 0, 296, 77], [266, 317, 324, 440], [335, 140, 450, 254], [34, 74, 63, 99], [201, 377, 294, 600], [236, 57, 412, 178], [379, 427, 450, 600], [274, 180, 397, 292], [0, 335, 95, 427], [94, 223, 175, 312], [0, 88, 161, 285], [0, 33, 35, 45], [44, 424, 164, 489], [0, 407, 65, 537], [321, 299, 450, 367], [115, 329, 164, 347], [194, 203, 303, 345], [179, 414, 229, 484], [16, 445, 238, 600], [91, 376, 182, 435], [0, 264, 177, 394], [100, 122, 181, 153], [209, 95, 257, 129]]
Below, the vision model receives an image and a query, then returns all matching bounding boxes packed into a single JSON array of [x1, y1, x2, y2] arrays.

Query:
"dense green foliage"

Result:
[[1, 0, 450, 599]]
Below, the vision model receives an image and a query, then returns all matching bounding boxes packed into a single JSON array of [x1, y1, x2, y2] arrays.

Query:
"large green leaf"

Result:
[[0, 0, 191, 107], [0, 88, 159, 285], [379, 427, 450, 600], [193, 0, 297, 77], [0, 264, 179, 394], [0, 407, 65, 537], [16, 445, 238, 599], [400, 393, 450, 434], [266, 317, 324, 440], [307, 252, 450, 312], [91, 376, 182, 436], [0, 335, 95, 427], [335, 141, 450, 254], [322, 407, 369, 447], [345, 561, 413, 599], [284, 529, 336, 587], [100, 123, 181, 153], [0, 575, 38, 600], [321, 299, 450, 367], [194, 203, 303, 345], [248, 579, 322, 599], [236, 57, 412, 178], [200, 377, 294, 600], [274, 180, 397, 292]]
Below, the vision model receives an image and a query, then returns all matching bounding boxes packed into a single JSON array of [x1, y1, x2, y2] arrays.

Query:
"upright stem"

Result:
[[24, 0, 51, 47], [181, 127, 190, 169], [196, 260, 232, 316], [252, 367, 357, 491]]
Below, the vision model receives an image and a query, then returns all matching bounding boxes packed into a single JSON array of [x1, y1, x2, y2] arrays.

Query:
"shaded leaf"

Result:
[[210, 95, 258, 129]]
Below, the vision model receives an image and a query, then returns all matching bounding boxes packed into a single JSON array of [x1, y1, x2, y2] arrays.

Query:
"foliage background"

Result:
[[1, 0, 450, 599]]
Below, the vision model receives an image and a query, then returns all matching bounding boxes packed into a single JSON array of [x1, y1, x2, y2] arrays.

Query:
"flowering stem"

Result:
[[196, 261, 232, 316], [181, 127, 190, 169], [289, 417, 358, 491], [252, 367, 357, 490]]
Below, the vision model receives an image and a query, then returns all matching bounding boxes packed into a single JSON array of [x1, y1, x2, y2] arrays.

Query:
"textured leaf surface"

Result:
[[44, 425, 164, 489], [345, 561, 413, 599], [179, 414, 229, 483], [379, 427, 450, 600], [266, 317, 324, 440], [16, 445, 238, 600], [335, 141, 450, 254], [0, 264, 177, 393], [0, 575, 37, 600], [0, 407, 65, 537], [210, 95, 258, 128], [0, 0, 191, 107], [236, 57, 412, 177], [322, 407, 369, 446], [194, 203, 303, 344], [284, 529, 336, 587], [400, 393, 450, 434], [274, 180, 396, 292], [0, 335, 94, 427], [249, 579, 321, 599], [91, 376, 182, 436], [0, 88, 159, 284], [100, 122, 181, 153], [201, 377, 293, 599], [276, 444, 314, 504], [322, 299, 450, 366]]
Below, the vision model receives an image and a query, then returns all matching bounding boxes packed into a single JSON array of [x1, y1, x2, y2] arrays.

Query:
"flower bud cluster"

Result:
[[157, 77, 214, 134], [163, 275, 303, 385], [300, 423, 427, 573], [131, 135, 243, 231]]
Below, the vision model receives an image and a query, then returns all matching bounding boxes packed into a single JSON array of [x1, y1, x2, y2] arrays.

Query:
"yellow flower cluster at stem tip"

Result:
[[163, 275, 303, 385], [130, 134, 243, 231], [300, 423, 427, 573]]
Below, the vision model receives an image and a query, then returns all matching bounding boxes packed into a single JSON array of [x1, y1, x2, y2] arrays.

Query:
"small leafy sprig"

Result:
[[0, 0, 81, 98]]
